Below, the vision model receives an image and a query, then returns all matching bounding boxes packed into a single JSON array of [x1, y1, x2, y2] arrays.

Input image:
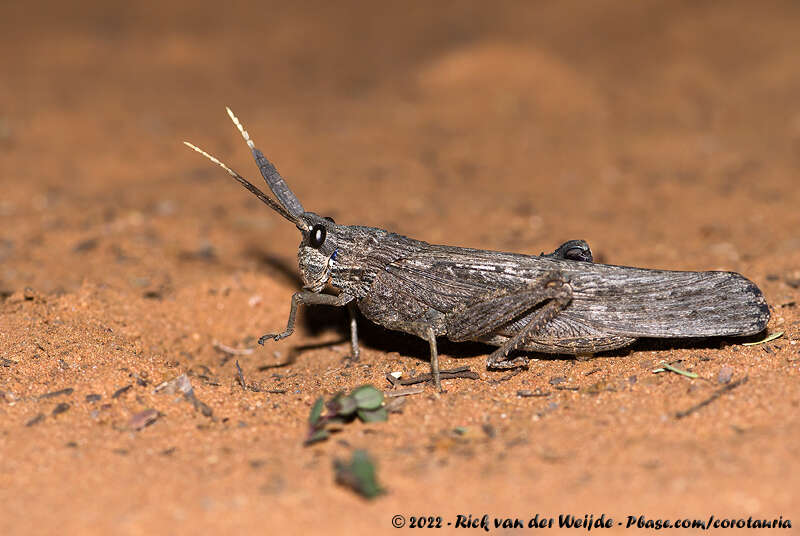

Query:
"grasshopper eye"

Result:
[[310, 224, 326, 248]]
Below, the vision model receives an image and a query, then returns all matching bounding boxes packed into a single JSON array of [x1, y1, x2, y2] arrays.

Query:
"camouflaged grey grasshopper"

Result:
[[185, 108, 770, 391]]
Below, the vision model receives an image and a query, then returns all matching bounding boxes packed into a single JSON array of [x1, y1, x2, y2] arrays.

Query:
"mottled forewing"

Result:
[[385, 246, 769, 338]]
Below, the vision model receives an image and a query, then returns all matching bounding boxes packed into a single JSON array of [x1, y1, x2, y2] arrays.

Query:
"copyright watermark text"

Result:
[[389, 513, 792, 531]]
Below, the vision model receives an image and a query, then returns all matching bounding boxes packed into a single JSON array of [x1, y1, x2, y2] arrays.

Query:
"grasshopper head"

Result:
[[185, 108, 344, 293], [295, 212, 341, 292]]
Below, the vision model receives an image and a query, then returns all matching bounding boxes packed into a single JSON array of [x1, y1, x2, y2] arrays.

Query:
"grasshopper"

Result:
[[185, 108, 770, 391]]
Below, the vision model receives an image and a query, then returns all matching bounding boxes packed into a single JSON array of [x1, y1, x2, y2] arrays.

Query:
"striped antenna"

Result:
[[226, 106, 255, 150], [224, 107, 305, 216], [183, 141, 301, 226]]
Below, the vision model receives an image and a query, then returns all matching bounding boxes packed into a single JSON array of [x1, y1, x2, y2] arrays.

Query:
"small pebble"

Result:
[[717, 366, 734, 384], [129, 409, 160, 430]]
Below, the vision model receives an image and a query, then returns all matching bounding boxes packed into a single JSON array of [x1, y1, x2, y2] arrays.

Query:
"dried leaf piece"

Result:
[[26, 413, 45, 427], [517, 389, 550, 397], [153, 373, 193, 396], [129, 409, 160, 430], [385, 387, 423, 397], [38, 388, 74, 400], [235, 360, 246, 390], [398, 366, 478, 385], [112, 385, 133, 399], [52, 403, 70, 416], [154, 374, 212, 417]]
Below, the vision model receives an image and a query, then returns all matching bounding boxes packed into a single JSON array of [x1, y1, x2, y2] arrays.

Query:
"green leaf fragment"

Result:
[[305, 428, 330, 445], [351, 385, 384, 410], [330, 393, 358, 416], [309, 397, 324, 425], [742, 331, 784, 346], [334, 449, 384, 499], [326, 416, 349, 425], [357, 407, 388, 422]]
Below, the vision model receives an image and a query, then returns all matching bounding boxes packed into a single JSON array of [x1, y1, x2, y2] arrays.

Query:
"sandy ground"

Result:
[[1, 1, 799, 534]]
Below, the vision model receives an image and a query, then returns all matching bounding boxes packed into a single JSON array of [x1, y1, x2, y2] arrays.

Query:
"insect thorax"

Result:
[[299, 224, 422, 298]]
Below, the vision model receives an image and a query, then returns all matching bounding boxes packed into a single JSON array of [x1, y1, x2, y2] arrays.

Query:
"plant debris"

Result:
[[333, 449, 384, 499], [306, 385, 387, 445], [129, 371, 148, 386], [154, 374, 193, 396], [154, 373, 212, 417], [398, 366, 478, 385], [112, 384, 133, 399], [235, 360, 246, 391], [52, 403, 70, 416], [129, 409, 161, 430], [517, 389, 550, 397], [742, 331, 784, 346], [652, 362, 698, 379], [385, 387, 424, 397], [38, 388, 74, 400], [26, 413, 45, 427], [487, 368, 524, 384]]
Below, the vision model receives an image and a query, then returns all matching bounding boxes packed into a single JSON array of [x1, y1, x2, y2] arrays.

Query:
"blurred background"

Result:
[[1, 1, 799, 533], [3, 0, 799, 295]]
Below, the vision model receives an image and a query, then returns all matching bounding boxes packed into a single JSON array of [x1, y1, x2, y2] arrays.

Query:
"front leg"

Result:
[[258, 291, 354, 345]]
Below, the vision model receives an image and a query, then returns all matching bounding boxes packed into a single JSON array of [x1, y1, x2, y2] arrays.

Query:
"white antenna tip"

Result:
[[225, 106, 256, 149], [183, 140, 238, 178]]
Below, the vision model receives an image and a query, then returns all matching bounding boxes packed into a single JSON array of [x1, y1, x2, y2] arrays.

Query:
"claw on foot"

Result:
[[487, 350, 529, 370], [258, 334, 276, 346]]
